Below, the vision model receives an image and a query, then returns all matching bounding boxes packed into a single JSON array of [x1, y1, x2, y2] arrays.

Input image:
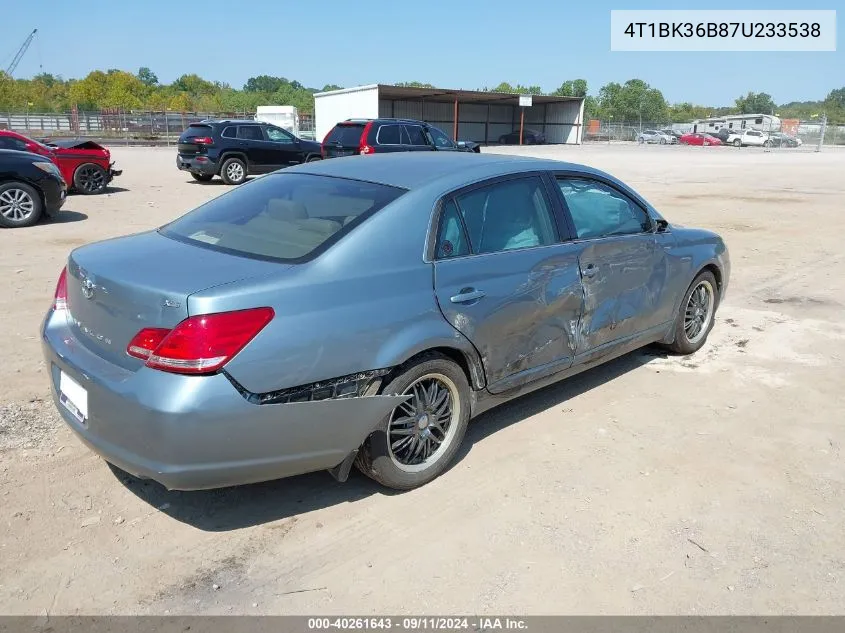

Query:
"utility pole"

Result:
[[816, 113, 827, 152]]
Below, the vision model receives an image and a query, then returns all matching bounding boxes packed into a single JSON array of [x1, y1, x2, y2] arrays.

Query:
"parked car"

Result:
[[768, 133, 802, 148], [679, 133, 723, 146], [637, 130, 674, 144], [0, 130, 120, 195], [0, 149, 67, 228], [321, 118, 479, 159], [727, 129, 771, 147], [176, 119, 322, 185], [498, 128, 546, 145], [661, 129, 684, 141], [42, 153, 729, 492]]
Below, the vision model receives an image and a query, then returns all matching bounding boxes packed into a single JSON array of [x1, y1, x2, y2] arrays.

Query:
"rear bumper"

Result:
[[108, 162, 122, 181], [41, 309, 405, 491], [176, 154, 217, 176]]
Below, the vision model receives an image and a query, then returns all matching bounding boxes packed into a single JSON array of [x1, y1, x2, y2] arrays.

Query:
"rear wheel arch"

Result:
[[385, 344, 485, 392], [217, 151, 248, 173]]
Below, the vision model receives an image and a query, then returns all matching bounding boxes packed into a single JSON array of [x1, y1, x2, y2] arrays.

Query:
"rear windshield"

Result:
[[324, 124, 365, 146], [161, 173, 405, 262], [181, 124, 213, 139]]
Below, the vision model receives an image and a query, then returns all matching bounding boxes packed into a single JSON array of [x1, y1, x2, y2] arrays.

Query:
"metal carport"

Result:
[[313, 84, 585, 146]]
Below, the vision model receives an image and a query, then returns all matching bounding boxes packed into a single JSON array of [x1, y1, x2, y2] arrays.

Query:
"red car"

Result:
[[679, 133, 723, 147], [0, 130, 121, 194]]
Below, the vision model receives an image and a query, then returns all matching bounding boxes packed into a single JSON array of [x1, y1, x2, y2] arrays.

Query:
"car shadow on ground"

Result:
[[186, 178, 253, 186], [50, 210, 88, 224], [114, 347, 666, 532]]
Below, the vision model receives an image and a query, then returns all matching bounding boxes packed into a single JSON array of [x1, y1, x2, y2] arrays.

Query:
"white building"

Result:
[[313, 84, 585, 145], [692, 113, 781, 135]]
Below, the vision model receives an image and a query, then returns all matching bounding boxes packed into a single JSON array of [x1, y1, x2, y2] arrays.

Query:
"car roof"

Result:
[[194, 119, 265, 125], [290, 152, 606, 190], [339, 118, 430, 125]]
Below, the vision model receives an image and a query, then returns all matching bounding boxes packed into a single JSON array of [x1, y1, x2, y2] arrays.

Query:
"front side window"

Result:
[[450, 177, 556, 255], [0, 136, 27, 151], [237, 125, 264, 141], [557, 178, 653, 240], [162, 173, 405, 262], [266, 126, 294, 144], [426, 125, 455, 149]]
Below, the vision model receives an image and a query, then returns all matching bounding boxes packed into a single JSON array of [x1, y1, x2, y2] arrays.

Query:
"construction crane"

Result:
[[5, 29, 38, 77]]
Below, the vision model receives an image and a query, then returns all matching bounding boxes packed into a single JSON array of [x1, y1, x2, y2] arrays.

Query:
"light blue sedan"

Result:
[[42, 152, 729, 491]]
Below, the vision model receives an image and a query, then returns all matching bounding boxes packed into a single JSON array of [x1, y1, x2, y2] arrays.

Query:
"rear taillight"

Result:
[[192, 136, 214, 145], [359, 122, 374, 155], [53, 267, 68, 311], [126, 308, 274, 375], [126, 328, 170, 360]]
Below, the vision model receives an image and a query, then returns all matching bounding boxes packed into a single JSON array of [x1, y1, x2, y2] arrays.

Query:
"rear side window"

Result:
[[324, 124, 366, 146], [161, 173, 406, 262], [445, 177, 557, 255], [376, 124, 402, 145], [435, 200, 470, 259], [404, 125, 428, 146], [237, 126, 264, 141]]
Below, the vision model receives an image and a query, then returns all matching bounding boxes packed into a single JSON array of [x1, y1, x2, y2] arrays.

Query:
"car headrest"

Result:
[[267, 199, 308, 221]]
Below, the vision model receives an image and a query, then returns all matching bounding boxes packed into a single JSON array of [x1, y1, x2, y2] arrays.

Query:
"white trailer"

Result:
[[254, 106, 299, 136]]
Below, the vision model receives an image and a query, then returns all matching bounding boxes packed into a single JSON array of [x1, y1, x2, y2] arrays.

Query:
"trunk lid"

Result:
[[322, 122, 366, 158], [177, 123, 215, 157], [66, 230, 286, 369]]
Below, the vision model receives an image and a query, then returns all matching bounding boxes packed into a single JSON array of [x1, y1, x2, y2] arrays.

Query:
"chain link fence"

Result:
[[581, 118, 844, 148], [0, 109, 316, 142]]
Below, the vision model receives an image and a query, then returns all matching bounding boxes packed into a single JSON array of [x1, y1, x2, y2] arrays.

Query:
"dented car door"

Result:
[[432, 175, 585, 395]]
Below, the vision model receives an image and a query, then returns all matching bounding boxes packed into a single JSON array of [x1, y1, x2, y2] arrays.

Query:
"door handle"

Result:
[[450, 289, 486, 303], [582, 264, 598, 278]]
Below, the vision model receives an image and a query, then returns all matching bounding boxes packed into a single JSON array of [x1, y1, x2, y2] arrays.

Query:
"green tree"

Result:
[[597, 79, 668, 123], [137, 67, 159, 87], [734, 91, 776, 114], [243, 75, 289, 93], [553, 79, 587, 98]]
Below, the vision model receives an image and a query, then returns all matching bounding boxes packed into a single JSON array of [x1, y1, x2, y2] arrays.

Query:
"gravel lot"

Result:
[[1, 144, 843, 615]]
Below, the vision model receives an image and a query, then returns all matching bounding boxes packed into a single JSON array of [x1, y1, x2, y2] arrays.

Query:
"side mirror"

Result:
[[456, 141, 466, 148], [655, 218, 669, 232]]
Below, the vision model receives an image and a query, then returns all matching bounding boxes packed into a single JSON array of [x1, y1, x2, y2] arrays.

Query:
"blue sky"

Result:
[[3, 0, 841, 106]]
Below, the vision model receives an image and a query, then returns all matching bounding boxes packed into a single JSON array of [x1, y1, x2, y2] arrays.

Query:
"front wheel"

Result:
[[0, 182, 42, 228], [73, 163, 108, 194], [666, 271, 720, 355], [763, 140, 771, 148], [219, 157, 247, 185], [733, 139, 741, 147], [355, 353, 471, 490]]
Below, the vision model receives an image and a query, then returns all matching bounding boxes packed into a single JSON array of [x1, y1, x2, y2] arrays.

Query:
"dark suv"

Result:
[[177, 120, 322, 185], [321, 118, 480, 159]]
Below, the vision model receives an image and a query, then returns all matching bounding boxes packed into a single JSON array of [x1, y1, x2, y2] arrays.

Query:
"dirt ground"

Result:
[[1, 144, 843, 615]]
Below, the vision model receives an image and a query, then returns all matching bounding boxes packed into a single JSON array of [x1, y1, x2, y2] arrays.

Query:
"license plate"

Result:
[[59, 371, 88, 424]]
